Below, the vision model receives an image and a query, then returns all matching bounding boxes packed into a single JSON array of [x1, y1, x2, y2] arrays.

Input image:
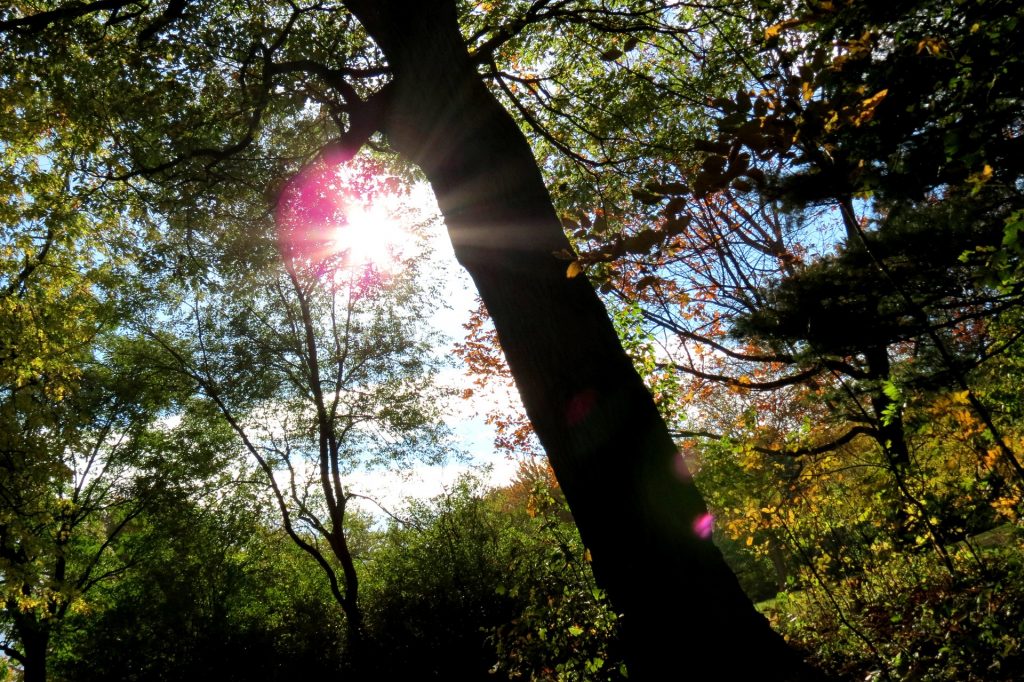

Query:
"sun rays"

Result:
[[330, 199, 406, 273], [276, 158, 413, 279]]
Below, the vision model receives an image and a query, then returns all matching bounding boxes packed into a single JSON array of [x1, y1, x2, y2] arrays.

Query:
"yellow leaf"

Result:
[[966, 164, 994, 194], [566, 261, 583, 278], [916, 37, 946, 55], [801, 81, 814, 101], [764, 19, 801, 40], [852, 89, 888, 126], [861, 88, 888, 109], [823, 109, 840, 132], [745, 536, 754, 546]]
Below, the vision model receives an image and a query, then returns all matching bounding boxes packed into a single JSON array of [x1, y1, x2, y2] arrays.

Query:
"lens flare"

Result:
[[276, 159, 410, 277], [693, 512, 714, 539], [331, 201, 404, 272]]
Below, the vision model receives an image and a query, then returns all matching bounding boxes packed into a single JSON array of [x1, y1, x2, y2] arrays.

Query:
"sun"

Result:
[[332, 200, 405, 271], [276, 157, 421, 278]]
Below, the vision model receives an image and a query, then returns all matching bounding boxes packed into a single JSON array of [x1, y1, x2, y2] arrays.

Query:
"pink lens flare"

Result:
[[276, 163, 346, 265], [565, 388, 598, 426], [274, 158, 409, 274], [692, 512, 714, 539], [672, 448, 694, 480]]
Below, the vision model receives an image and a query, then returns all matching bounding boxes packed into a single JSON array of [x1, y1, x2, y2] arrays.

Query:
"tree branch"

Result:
[[672, 424, 875, 457], [0, 0, 134, 33]]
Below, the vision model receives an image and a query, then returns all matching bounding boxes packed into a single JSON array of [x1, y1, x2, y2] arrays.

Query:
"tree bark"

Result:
[[14, 615, 49, 682], [345, 1, 822, 678]]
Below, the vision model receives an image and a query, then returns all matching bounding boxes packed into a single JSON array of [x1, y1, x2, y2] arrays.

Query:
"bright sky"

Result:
[[340, 182, 521, 515]]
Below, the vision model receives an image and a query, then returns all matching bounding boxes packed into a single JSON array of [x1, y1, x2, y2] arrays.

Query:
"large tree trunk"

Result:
[[14, 615, 49, 682], [345, 2, 821, 678]]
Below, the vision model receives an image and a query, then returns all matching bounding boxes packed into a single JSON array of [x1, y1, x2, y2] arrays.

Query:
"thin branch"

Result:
[[661, 359, 825, 391], [346, 492, 423, 531], [489, 66, 602, 175], [671, 424, 874, 457]]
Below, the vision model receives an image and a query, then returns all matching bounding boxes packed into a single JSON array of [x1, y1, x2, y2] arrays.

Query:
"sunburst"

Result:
[[331, 199, 405, 272]]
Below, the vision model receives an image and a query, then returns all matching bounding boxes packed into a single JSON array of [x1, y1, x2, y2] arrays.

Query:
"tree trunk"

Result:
[[864, 346, 910, 468], [15, 616, 49, 682], [345, 1, 821, 678]]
